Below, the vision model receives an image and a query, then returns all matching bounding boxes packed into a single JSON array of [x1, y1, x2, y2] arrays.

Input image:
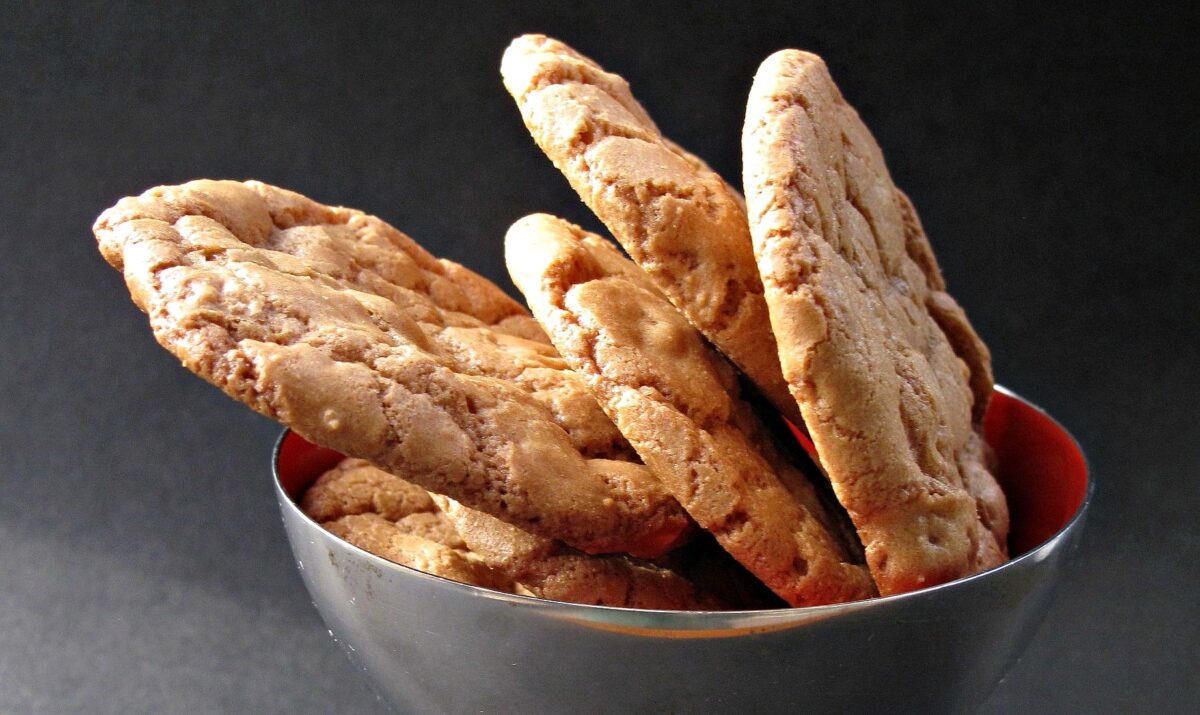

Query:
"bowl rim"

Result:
[[273, 384, 1092, 623]]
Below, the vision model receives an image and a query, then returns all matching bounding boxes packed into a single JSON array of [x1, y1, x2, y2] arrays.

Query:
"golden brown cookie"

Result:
[[324, 513, 509, 590], [742, 50, 1008, 594], [506, 213, 875, 606], [301, 458, 468, 550], [430, 325, 637, 461], [433, 495, 723, 610], [301, 457, 437, 522], [393, 512, 469, 551], [94, 179, 688, 558], [500, 34, 801, 428]]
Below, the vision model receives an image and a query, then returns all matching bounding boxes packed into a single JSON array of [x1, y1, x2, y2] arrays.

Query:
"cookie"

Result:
[[433, 495, 723, 610], [500, 34, 801, 428], [304, 381, 711, 610], [742, 50, 1008, 594], [506, 213, 875, 606], [431, 325, 637, 461], [301, 457, 437, 522], [302, 458, 468, 550], [393, 511, 469, 551], [324, 513, 509, 590], [94, 179, 689, 558]]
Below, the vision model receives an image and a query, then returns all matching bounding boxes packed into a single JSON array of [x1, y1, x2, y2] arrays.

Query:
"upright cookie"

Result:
[[501, 34, 801, 428], [94, 179, 689, 558], [742, 50, 1008, 594], [507, 213, 875, 606]]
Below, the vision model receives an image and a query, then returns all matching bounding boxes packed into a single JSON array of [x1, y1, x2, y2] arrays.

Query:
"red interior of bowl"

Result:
[[277, 389, 1088, 559], [276, 433, 343, 500], [982, 390, 1089, 554]]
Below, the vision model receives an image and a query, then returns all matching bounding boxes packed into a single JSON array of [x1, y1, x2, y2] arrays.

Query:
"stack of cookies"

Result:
[[94, 34, 1007, 609]]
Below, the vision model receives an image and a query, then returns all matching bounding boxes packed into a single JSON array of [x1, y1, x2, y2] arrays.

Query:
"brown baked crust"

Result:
[[895, 189, 995, 424], [506, 213, 875, 606], [94, 179, 689, 558], [433, 495, 724, 610], [301, 457, 437, 522], [500, 34, 801, 428], [392, 512, 467, 551], [303, 458, 468, 549], [431, 325, 638, 461], [742, 50, 1008, 594], [324, 513, 509, 590]]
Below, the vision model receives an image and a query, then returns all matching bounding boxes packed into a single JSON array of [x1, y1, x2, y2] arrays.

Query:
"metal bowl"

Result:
[[273, 387, 1090, 714]]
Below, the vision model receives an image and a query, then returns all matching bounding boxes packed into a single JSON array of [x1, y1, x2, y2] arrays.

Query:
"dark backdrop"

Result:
[[2, 2, 1196, 713]]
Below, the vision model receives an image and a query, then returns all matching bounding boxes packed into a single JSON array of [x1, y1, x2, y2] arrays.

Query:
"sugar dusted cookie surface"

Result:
[[506, 213, 875, 606], [94, 179, 688, 558], [501, 34, 800, 428], [742, 50, 1008, 594]]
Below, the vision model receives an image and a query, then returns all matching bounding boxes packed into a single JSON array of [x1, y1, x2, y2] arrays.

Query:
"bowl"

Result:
[[273, 386, 1089, 714]]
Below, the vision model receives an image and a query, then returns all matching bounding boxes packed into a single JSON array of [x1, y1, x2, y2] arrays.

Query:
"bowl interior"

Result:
[[275, 387, 1088, 563], [983, 389, 1088, 554]]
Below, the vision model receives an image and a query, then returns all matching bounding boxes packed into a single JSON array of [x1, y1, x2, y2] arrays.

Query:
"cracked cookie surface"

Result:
[[303, 458, 468, 550], [501, 33, 800, 427], [302, 457, 438, 522], [94, 179, 688, 558], [506, 213, 875, 606], [304, 458, 500, 587], [742, 50, 1008, 594]]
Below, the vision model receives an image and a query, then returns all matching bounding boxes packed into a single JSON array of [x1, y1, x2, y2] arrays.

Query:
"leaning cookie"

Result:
[[742, 50, 1008, 594], [500, 34, 800, 428], [94, 179, 689, 558], [506, 213, 875, 606], [433, 495, 724, 610]]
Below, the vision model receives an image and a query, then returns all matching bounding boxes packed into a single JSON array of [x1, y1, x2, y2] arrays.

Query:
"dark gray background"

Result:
[[2, 1, 1196, 713]]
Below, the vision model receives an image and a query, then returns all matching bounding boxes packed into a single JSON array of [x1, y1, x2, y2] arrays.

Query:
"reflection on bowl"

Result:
[[274, 387, 1089, 713]]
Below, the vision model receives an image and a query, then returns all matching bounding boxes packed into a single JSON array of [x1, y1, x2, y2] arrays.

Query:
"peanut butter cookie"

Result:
[[94, 179, 688, 558], [501, 34, 800, 427], [742, 50, 1008, 594], [506, 213, 875, 606]]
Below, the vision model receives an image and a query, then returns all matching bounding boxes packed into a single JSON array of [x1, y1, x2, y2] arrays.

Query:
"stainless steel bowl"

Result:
[[274, 387, 1090, 714]]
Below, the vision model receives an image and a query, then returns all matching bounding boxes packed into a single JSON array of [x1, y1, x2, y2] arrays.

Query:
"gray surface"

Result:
[[1, 1, 1197, 713]]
